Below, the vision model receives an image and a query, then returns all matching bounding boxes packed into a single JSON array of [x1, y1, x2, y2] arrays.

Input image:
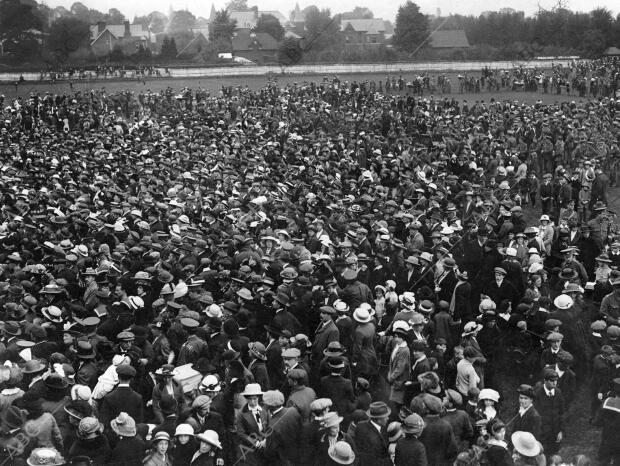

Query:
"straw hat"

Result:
[[511, 431, 541, 457]]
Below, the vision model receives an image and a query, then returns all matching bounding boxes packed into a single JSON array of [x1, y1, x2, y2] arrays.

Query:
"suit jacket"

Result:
[[99, 385, 144, 428], [311, 320, 339, 362], [75, 360, 99, 390], [248, 359, 271, 390], [263, 407, 303, 465], [319, 375, 355, 419], [235, 404, 270, 447], [266, 340, 285, 390], [353, 420, 390, 466], [511, 405, 541, 440], [186, 411, 225, 439]]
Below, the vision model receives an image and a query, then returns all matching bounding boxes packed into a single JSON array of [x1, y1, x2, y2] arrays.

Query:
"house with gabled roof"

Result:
[[341, 19, 389, 46], [231, 29, 279, 64], [90, 21, 152, 57]]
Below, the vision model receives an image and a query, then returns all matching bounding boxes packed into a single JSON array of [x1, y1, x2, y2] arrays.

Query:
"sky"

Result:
[[41, 0, 619, 22]]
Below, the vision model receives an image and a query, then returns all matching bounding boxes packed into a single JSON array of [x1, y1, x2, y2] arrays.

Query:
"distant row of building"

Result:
[[88, 3, 471, 62]]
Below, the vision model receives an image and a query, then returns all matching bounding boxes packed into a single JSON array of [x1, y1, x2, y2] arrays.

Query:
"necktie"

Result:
[[254, 410, 263, 431]]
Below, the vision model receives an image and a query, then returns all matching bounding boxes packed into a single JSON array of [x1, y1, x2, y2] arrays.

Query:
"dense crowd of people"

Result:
[[1, 74, 620, 466]]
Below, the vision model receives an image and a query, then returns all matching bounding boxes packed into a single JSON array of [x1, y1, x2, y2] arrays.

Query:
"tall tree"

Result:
[[342, 7, 374, 20], [226, 0, 249, 11], [254, 13, 284, 40], [106, 8, 125, 23], [168, 9, 196, 32], [303, 6, 340, 51], [392, 1, 429, 53], [47, 16, 90, 61], [0, 0, 43, 56], [209, 9, 236, 42]]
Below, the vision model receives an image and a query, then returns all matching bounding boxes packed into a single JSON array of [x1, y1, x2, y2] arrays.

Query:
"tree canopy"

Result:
[[209, 9, 236, 43], [254, 13, 284, 41], [393, 1, 429, 53], [0, 0, 43, 57]]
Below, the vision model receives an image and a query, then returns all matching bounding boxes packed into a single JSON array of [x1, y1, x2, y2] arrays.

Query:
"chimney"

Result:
[[124, 20, 131, 37], [97, 21, 106, 34]]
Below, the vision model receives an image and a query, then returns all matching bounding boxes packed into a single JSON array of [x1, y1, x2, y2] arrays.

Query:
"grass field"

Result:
[[1, 72, 611, 460], [0, 72, 590, 105]]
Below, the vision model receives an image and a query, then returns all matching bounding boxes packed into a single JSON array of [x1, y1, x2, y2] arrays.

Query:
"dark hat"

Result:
[[1, 321, 22, 336], [367, 401, 391, 419], [45, 373, 68, 390], [517, 384, 535, 399], [75, 341, 95, 359]]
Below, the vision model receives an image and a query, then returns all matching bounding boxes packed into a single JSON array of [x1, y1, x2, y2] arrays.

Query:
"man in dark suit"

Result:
[[450, 270, 472, 324], [511, 384, 542, 440], [353, 401, 391, 466], [482, 267, 520, 310], [395, 256, 420, 294], [265, 324, 285, 390], [319, 357, 355, 421], [262, 390, 303, 466], [99, 364, 144, 428], [311, 306, 340, 363], [74, 341, 99, 389], [534, 369, 565, 457]]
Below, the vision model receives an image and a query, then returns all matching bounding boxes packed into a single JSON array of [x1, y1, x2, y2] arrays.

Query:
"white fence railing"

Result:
[[0, 59, 574, 82]]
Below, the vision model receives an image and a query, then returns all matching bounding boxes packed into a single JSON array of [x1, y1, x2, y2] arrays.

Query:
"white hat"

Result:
[[196, 430, 221, 449], [128, 296, 144, 310], [540, 215, 550, 222], [505, 247, 517, 257], [462, 321, 482, 336], [353, 308, 372, 323], [479, 388, 500, 402], [554, 294, 573, 310], [240, 383, 264, 397], [392, 320, 411, 333], [174, 424, 194, 437], [528, 263, 544, 274]]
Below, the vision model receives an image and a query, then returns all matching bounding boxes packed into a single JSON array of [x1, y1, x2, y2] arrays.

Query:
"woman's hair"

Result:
[[486, 417, 505, 435]]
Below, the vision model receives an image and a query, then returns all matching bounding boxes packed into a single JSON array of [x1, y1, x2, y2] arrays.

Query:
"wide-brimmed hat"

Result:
[[241, 383, 264, 397], [353, 308, 372, 323], [248, 342, 267, 360], [22, 359, 47, 374], [511, 431, 541, 457], [324, 341, 346, 357], [26, 448, 64, 466], [321, 411, 343, 428], [196, 430, 222, 449], [462, 321, 482, 337], [367, 401, 391, 419], [42, 306, 63, 323], [328, 441, 355, 465], [1, 321, 22, 336], [155, 364, 177, 377], [110, 412, 136, 437], [75, 341, 95, 359]]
